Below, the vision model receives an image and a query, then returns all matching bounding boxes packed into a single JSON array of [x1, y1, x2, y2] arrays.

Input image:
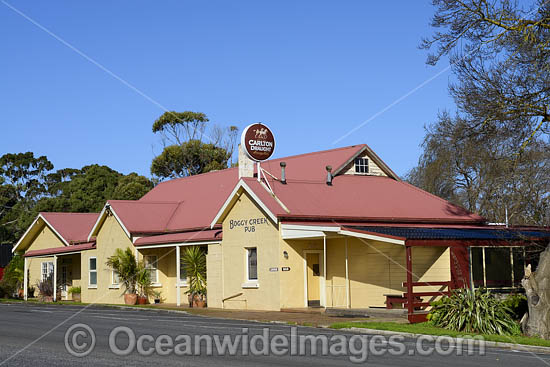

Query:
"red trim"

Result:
[[24, 242, 95, 257]]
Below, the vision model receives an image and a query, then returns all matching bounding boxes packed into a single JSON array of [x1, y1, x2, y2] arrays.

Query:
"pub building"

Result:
[[13, 124, 550, 322]]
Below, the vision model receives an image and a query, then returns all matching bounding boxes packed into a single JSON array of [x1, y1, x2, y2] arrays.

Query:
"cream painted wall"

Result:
[[220, 190, 281, 310], [25, 224, 71, 299], [279, 237, 323, 309], [81, 214, 135, 304], [136, 247, 191, 304], [206, 243, 223, 308], [281, 237, 451, 309]]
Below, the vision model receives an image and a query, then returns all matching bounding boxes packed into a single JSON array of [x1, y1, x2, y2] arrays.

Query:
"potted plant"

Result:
[[182, 246, 207, 308], [153, 290, 162, 304], [136, 262, 152, 305], [68, 286, 81, 302], [36, 275, 54, 302], [106, 248, 139, 305]]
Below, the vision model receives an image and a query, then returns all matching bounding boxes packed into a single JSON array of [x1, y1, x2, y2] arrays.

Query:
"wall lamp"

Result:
[[283, 251, 289, 259]]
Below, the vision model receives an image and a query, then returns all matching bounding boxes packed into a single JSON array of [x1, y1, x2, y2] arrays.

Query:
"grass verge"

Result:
[[330, 321, 550, 348]]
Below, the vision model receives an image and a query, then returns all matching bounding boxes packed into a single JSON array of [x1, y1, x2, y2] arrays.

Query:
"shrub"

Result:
[[68, 286, 81, 294], [428, 288, 521, 335], [36, 275, 54, 298], [502, 293, 528, 320]]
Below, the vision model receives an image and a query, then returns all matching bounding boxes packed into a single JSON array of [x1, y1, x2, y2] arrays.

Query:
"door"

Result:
[[306, 253, 321, 307], [60, 265, 68, 300]]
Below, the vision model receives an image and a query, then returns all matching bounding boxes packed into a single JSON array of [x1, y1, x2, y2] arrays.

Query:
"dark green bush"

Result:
[[428, 288, 521, 335], [502, 293, 528, 320]]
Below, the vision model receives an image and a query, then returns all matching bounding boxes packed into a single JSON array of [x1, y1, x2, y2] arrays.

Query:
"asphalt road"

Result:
[[0, 303, 549, 366]]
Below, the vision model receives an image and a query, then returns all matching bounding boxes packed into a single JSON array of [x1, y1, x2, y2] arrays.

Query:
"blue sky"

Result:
[[0, 1, 455, 178]]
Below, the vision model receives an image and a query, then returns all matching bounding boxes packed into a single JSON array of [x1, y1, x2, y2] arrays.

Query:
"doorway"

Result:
[[304, 251, 323, 307]]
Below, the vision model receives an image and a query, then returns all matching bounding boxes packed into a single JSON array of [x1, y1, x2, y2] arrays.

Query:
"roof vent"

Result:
[[280, 162, 287, 184], [326, 165, 333, 186]]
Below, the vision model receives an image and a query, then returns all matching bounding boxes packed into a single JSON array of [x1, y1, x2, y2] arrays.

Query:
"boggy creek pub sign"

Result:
[[241, 122, 275, 161], [229, 217, 269, 233]]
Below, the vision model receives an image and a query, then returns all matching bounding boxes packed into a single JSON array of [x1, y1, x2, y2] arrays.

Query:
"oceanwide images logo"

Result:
[[64, 323, 486, 362], [241, 123, 275, 161]]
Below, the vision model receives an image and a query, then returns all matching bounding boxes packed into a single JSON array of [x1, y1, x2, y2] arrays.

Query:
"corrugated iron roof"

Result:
[[345, 226, 550, 240], [40, 212, 100, 244], [242, 175, 484, 224]]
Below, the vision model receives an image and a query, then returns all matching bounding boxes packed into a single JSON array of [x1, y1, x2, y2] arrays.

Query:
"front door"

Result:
[[306, 253, 321, 307]]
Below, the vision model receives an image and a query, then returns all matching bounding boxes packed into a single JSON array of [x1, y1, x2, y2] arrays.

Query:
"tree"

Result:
[[422, 0, 550, 145], [152, 111, 209, 145], [406, 111, 550, 226], [0, 153, 54, 246], [0, 152, 154, 248], [151, 140, 230, 180], [151, 111, 238, 180]]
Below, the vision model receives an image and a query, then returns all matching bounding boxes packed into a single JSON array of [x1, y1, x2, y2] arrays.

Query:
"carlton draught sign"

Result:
[[241, 123, 275, 161]]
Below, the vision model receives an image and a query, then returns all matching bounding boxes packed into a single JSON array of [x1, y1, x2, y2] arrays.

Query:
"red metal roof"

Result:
[[107, 200, 183, 233], [134, 229, 222, 246], [24, 241, 96, 257], [40, 212, 100, 244], [242, 175, 484, 224], [132, 145, 370, 232]]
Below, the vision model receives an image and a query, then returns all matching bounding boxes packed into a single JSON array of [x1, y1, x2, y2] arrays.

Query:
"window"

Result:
[[112, 271, 120, 286], [247, 248, 258, 281], [354, 158, 369, 174], [41, 262, 54, 282], [89, 257, 97, 287], [145, 255, 159, 284], [470, 247, 526, 289]]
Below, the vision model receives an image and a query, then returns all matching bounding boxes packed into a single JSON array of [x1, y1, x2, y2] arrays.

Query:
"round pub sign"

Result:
[[241, 123, 276, 161]]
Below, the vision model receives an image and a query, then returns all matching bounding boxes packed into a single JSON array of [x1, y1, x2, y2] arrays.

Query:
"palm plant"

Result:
[[428, 288, 521, 335], [136, 262, 153, 298], [182, 246, 207, 305], [105, 248, 139, 294]]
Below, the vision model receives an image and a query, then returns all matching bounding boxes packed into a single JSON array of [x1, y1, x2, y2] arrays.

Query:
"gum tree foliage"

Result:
[[151, 111, 238, 180], [422, 0, 550, 144], [408, 0, 550, 225], [0, 153, 153, 246], [406, 112, 550, 226]]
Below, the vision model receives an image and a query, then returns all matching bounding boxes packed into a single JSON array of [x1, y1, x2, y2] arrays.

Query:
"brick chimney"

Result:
[[238, 144, 255, 178]]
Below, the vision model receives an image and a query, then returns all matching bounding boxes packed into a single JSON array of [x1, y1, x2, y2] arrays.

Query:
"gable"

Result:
[[222, 190, 278, 236], [25, 223, 67, 253], [340, 150, 388, 177]]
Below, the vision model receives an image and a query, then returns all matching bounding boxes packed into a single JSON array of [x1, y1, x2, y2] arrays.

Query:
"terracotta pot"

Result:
[[72, 293, 81, 302], [42, 296, 53, 303], [193, 297, 206, 308], [137, 296, 148, 305], [124, 293, 138, 305], [18, 289, 24, 299]]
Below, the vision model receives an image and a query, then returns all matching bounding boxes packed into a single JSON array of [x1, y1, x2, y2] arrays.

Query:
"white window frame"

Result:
[[41, 261, 54, 282], [88, 257, 97, 288], [354, 157, 369, 174], [145, 255, 160, 286], [242, 247, 259, 288], [109, 270, 120, 289]]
